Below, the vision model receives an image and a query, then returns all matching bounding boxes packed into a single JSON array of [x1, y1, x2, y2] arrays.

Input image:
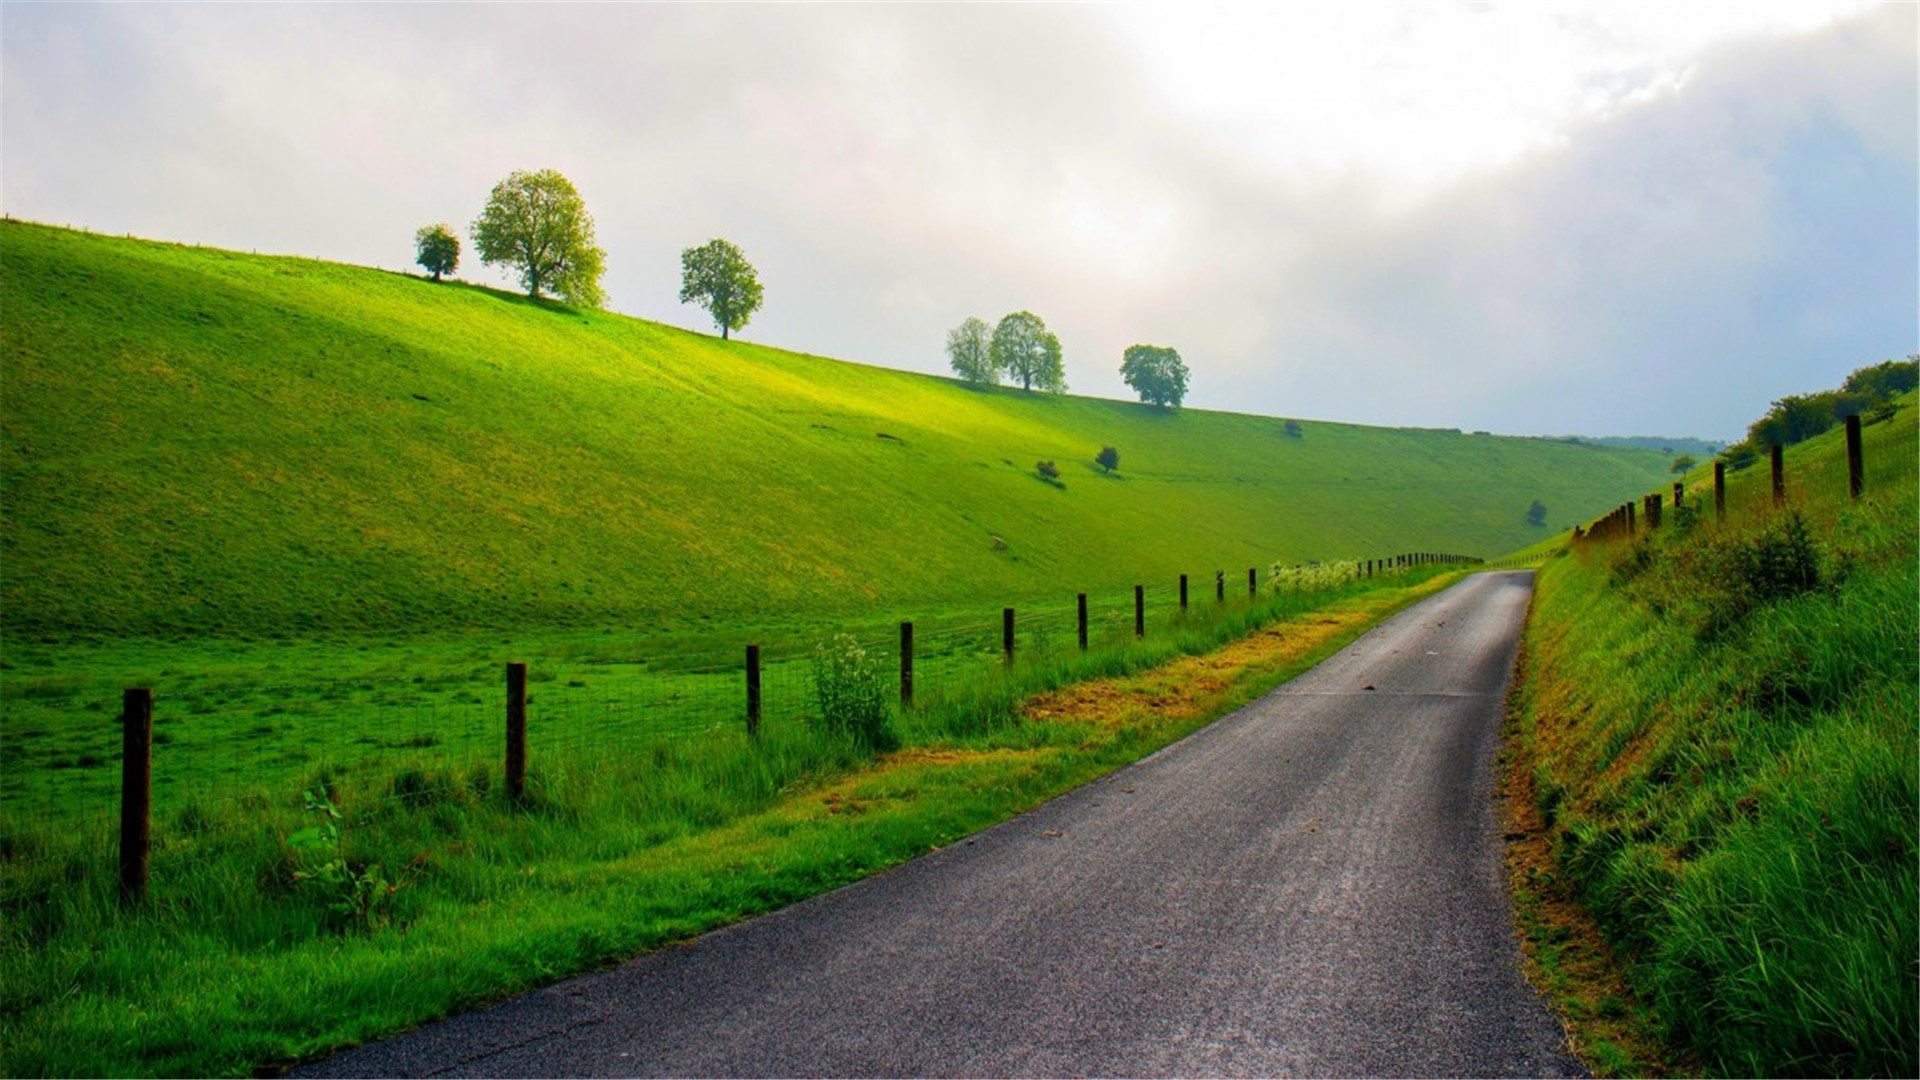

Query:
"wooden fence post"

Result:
[[1673, 481, 1684, 510], [1771, 443, 1785, 506], [1003, 607, 1015, 664], [1134, 585, 1145, 638], [505, 663, 527, 803], [1077, 594, 1088, 651], [1714, 462, 1726, 519], [899, 622, 914, 707], [119, 687, 153, 906], [1179, 574, 1188, 611], [1846, 414, 1864, 498], [1215, 570, 1224, 602], [1248, 567, 1257, 596], [1626, 501, 1635, 534], [744, 648, 760, 738]]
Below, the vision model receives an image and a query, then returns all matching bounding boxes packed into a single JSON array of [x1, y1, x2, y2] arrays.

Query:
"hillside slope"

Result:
[[1, 221, 1671, 636]]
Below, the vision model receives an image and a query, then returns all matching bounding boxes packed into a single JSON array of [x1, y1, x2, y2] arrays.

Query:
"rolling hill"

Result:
[[0, 220, 1672, 637]]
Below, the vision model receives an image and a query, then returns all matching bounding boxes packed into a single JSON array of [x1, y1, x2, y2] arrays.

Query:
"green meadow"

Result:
[[2, 219, 1669, 640], [1509, 394, 1917, 1076]]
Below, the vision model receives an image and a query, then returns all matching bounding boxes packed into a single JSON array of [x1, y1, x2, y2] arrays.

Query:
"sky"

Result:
[[3, 1, 1913, 440]]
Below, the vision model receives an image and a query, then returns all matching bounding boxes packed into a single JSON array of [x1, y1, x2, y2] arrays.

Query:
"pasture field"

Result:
[[1, 564, 1463, 1077], [1, 218, 1671, 640], [1507, 394, 1917, 1076]]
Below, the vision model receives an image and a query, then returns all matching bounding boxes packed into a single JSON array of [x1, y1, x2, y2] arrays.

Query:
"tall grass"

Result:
[[1513, 396, 1917, 1076]]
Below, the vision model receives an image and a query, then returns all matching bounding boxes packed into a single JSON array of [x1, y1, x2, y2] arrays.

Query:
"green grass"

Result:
[[2, 219, 1669, 641], [1510, 395, 1917, 1076]]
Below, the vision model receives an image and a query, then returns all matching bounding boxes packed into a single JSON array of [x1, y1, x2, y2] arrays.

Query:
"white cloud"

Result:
[[2, 1, 1910, 439]]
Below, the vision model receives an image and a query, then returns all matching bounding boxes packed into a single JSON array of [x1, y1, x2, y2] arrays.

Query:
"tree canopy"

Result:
[[946, 316, 997, 386], [1095, 446, 1120, 474], [679, 239, 764, 340], [413, 224, 459, 282], [991, 311, 1065, 393], [469, 169, 606, 307], [1119, 344, 1189, 407]]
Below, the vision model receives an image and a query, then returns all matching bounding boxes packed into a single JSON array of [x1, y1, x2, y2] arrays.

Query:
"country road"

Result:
[[299, 570, 1583, 1078]]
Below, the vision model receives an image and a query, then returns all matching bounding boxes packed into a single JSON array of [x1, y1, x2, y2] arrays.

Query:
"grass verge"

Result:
[[0, 572, 1458, 1077], [1502, 396, 1917, 1077]]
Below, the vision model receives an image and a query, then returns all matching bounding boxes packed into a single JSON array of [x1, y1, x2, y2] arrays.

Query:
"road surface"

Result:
[[300, 570, 1581, 1078]]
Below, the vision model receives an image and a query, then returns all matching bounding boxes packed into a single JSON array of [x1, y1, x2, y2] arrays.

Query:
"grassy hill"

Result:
[[1, 220, 1672, 639]]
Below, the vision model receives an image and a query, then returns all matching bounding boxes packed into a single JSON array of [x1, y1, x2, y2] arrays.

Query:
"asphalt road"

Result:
[[300, 570, 1582, 1078]]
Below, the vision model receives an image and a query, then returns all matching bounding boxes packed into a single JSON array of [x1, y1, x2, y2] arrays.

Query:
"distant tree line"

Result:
[[1719, 357, 1917, 469], [413, 168, 764, 339]]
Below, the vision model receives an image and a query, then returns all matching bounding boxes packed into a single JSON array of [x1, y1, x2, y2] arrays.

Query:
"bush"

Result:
[[1095, 446, 1119, 474], [1036, 460, 1061, 484], [1701, 511, 1835, 639], [809, 634, 895, 751]]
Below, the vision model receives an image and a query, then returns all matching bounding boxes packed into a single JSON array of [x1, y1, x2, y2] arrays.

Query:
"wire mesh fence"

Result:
[[1, 554, 1483, 907]]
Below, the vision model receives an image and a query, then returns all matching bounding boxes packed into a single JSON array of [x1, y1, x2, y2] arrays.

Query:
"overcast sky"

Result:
[[4, 2, 1913, 439]]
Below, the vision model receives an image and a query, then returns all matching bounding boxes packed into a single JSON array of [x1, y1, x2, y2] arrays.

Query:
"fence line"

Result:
[[1572, 415, 1884, 548], [6, 550, 1500, 905]]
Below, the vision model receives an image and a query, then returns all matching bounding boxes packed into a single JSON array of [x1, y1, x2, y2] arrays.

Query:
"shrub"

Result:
[[1036, 460, 1060, 484], [809, 634, 895, 751], [1727, 511, 1824, 604], [1095, 446, 1119, 474]]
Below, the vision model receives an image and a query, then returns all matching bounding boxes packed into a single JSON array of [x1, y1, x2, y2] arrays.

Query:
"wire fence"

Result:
[[1, 551, 1487, 907], [1572, 413, 1913, 546]]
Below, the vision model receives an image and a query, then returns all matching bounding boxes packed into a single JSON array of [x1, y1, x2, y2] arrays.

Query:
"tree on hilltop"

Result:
[[991, 311, 1065, 392], [947, 317, 997, 386], [414, 224, 459, 282], [1120, 344, 1189, 407], [470, 169, 606, 307], [680, 239, 764, 340]]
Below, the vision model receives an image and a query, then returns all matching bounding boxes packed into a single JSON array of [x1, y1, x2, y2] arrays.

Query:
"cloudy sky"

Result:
[[4, 1, 1913, 439]]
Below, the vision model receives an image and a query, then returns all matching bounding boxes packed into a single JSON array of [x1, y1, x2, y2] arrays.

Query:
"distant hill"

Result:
[[1553, 435, 1725, 456], [0, 221, 1675, 636]]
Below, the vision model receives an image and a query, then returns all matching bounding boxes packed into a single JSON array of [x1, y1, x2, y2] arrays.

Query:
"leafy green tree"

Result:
[[991, 311, 1065, 392], [1119, 344, 1189, 407], [413, 224, 459, 282], [1670, 454, 1697, 474], [1284, 419, 1303, 438], [1842, 356, 1919, 399], [1036, 460, 1061, 484], [679, 239, 764, 340], [1095, 446, 1119, 474], [1526, 499, 1548, 526], [469, 169, 606, 307], [946, 316, 997, 386]]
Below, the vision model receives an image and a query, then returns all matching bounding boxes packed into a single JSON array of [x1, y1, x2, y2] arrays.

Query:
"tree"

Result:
[[1284, 420, 1303, 438], [1119, 344, 1189, 407], [946, 317, 997, 386], [680, 239, 764, 340], [1036, 460, 1061, 484], [1526, 500, 1548, 526], [470, 169, 606, 307], [414, 224, 459, 282], [1670, 454, 1697, 474], [991, 311, 1065, 392], [1095, 446, 1120, 474]]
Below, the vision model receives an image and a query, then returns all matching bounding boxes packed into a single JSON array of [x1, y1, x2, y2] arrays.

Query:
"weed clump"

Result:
[[809, 634, 896, 752]]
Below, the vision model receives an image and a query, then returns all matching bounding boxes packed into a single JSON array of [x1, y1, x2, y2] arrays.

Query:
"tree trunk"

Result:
[[722, 326, 729, 341]]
